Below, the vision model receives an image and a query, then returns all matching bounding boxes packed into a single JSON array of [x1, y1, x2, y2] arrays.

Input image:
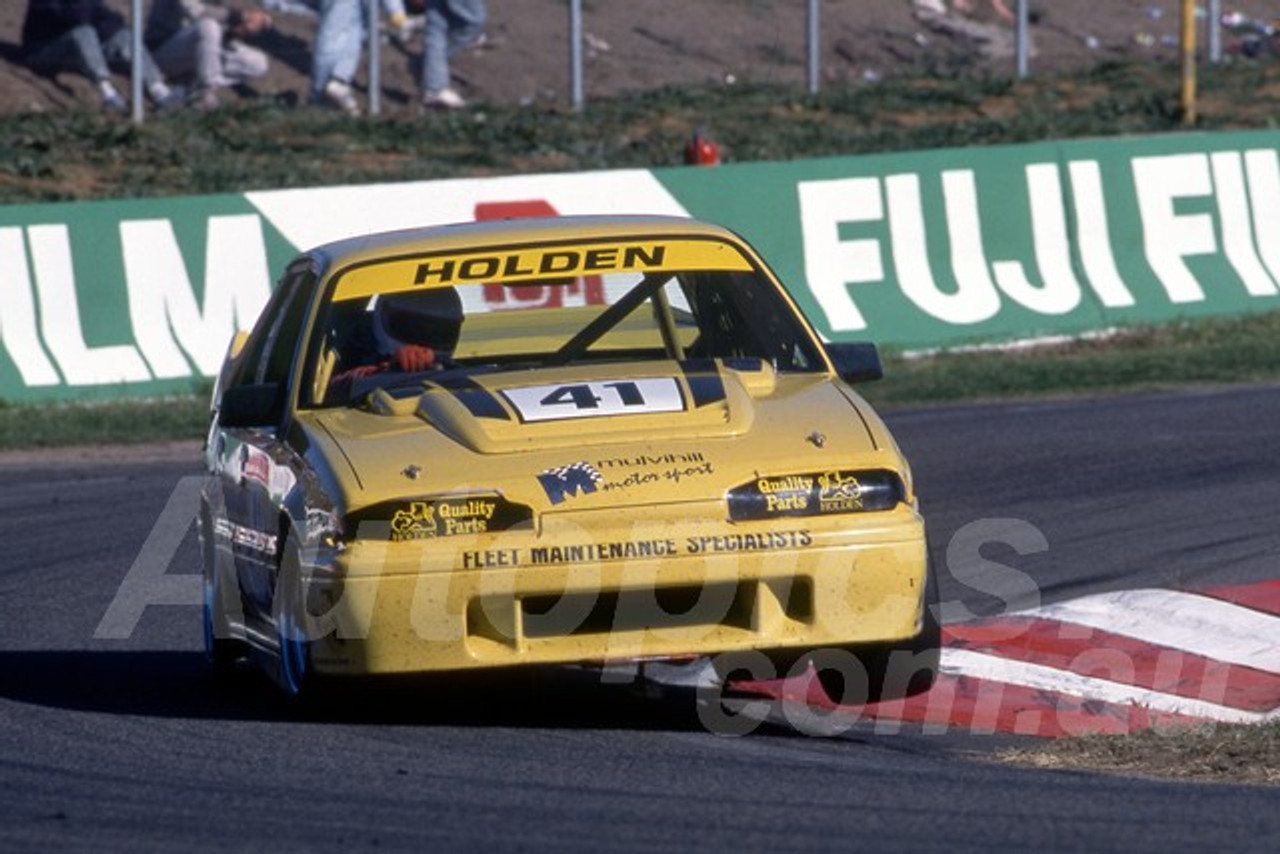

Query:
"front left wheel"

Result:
[[272, 532, 311, 696]]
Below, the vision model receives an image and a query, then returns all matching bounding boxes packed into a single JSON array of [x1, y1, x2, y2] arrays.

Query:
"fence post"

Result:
[[1207, 0, 1222, 64], [368, 0, 382, 116], [1181, 0, 1197, 124], [807, 0, 820, 95], [569, 0, 584, 111], [131, 0, 144, 123], [1015, 0, 1029, 78]]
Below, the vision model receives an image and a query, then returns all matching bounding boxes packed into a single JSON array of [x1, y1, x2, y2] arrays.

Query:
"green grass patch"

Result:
[[0, 396, 210, 450], [862, 310, 1280, 406]]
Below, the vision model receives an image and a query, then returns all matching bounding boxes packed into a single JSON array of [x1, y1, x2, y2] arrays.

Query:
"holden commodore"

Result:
[[200, 215, 938, 704]]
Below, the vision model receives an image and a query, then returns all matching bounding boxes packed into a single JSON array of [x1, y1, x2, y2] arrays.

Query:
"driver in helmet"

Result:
[[331, 287, 464, 387]]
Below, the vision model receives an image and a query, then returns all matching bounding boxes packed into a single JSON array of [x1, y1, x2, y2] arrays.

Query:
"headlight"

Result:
[[726, 469, 905, 522]]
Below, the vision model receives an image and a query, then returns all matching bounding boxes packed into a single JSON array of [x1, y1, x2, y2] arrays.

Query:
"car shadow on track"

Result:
[[0, 649, 717, 730]]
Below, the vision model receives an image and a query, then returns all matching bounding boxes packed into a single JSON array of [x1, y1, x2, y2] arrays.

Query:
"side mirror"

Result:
[[218, 383, 284, 428], [826, 341, 883, 384]]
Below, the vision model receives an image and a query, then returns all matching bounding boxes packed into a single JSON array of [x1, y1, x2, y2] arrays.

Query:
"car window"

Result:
[[303, 238, 824, 409], [225, 271, 294, 391], [256, 267, 318, 387]]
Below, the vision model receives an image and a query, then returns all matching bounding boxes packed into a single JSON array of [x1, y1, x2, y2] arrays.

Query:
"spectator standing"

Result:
[[420, 0, 487, 110], [310, 0, 409, 115], [21, 0, 186, 113], [145, 1, 275, 110]]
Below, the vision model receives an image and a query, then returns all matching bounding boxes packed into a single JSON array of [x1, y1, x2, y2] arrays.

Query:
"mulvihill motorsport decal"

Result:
[[537, 451, 714, 505]]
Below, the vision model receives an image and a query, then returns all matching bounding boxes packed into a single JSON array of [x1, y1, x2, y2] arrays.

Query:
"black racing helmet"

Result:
[[373, 287, 464, 354]]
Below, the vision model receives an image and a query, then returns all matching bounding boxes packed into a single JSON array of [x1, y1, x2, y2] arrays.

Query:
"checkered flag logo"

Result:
[[537, 461, 603, 505]]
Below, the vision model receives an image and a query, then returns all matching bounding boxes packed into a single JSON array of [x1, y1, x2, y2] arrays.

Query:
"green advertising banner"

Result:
[[1, 129, 1278, 403], [659, 132, 1280, 349]]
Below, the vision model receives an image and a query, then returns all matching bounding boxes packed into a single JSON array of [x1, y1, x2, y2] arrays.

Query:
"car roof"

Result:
[[307, 215, 746, 270]]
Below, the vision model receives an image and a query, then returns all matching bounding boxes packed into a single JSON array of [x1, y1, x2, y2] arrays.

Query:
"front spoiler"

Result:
[[298, 514, 927, 676]]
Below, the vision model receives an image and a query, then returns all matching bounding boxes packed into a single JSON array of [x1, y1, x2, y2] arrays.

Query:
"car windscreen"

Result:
[[301, 250, 824, 409]]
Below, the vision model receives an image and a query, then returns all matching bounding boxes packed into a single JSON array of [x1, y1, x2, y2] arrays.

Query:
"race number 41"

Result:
[[503, 378, 686, 422]]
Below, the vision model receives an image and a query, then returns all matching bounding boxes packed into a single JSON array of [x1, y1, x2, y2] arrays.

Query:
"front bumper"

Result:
[[301, 507, 927, 676]]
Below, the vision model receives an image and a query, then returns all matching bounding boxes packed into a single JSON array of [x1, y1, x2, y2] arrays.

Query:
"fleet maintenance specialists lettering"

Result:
[[460, 529, 811, 569], [415, 244, 667, 285]]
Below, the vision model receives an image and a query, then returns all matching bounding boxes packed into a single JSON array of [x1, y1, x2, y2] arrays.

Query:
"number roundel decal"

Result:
[[501, 378, 685, 422]]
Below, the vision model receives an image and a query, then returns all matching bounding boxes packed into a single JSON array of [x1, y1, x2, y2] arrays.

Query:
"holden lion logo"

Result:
[[817, 471, 864, 512], [390, 501, 439, 541]]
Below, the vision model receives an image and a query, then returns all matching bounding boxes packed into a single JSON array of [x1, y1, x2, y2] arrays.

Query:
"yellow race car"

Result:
[[200, 215, 938, 704]]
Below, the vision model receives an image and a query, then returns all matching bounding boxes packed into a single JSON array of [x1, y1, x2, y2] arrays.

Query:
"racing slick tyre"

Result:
[[203, 576, 245, 679], [272, 531, 312, 697]]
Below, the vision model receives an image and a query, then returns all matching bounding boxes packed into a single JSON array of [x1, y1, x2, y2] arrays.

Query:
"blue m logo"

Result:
[[537, 462, 603, 505]]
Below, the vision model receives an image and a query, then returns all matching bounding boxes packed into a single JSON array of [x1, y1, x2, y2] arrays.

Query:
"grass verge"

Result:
[[999, 721, 1280, 786], [861, 310, 1280, 406], [0, 396, 210, 450]]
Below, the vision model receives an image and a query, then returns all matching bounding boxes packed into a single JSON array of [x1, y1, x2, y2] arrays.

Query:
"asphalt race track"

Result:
[[2, 385, 1278, 851]]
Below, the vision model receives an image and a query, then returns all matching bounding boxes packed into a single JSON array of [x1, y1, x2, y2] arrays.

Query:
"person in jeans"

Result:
[[145, 0, 275, 110], [420, 0, 487, 109], [21, 0, 186, 113], [310, 0, 410, 115]]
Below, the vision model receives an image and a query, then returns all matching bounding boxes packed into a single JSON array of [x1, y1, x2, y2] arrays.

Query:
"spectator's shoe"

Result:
[[152, 85, 188, 112], [464, 32, 498, 52], [322, 79, 360, 116], [101, 92, 129, 115], [422, 87, 466, 110], [193, 88, 222, 111]]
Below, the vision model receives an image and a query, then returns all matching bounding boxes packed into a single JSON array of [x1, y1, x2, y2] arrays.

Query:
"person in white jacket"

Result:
[[145, 0, 274, 109]]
